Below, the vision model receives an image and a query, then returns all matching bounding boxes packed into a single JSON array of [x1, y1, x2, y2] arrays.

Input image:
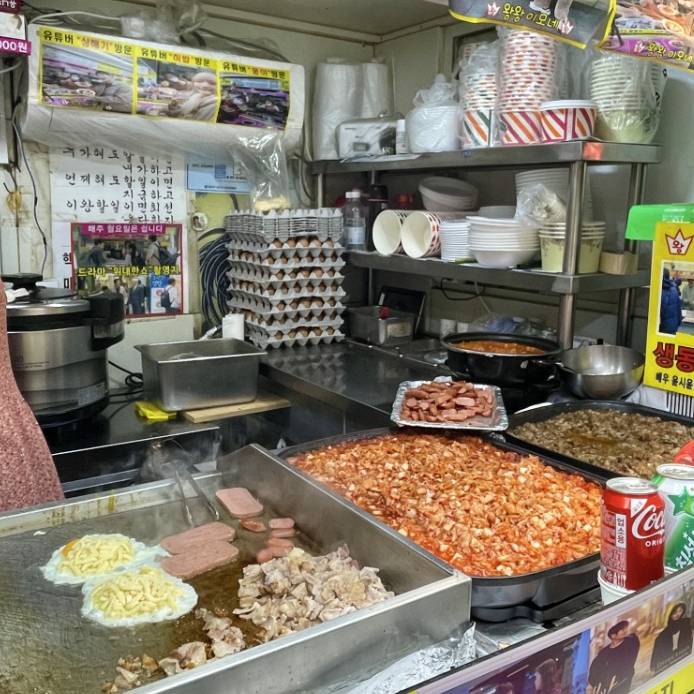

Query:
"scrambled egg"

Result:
[[82, 565, 198, 627], [41, 533, 164, 585]]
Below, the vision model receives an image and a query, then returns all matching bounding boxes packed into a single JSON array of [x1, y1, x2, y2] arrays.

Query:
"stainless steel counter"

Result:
[[261, 340, 448, 417]]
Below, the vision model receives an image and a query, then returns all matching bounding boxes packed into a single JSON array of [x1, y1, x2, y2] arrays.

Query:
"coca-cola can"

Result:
[[601, 477, 665, 590]]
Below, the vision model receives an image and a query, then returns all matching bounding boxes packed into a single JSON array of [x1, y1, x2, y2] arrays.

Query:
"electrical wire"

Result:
[[29, 11, 118, 26], [11, 116, 48, 275], [108, 360, 144, 391], [438, 279, 486, 302], [0, 61, 22, 76], [199, 226, 231, 331]]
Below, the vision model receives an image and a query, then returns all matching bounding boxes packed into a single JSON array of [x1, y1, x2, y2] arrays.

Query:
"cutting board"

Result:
[[181, 390, 291, 423]]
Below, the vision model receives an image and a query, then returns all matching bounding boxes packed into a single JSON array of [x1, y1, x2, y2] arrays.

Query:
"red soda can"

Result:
[[601, 477, 665, 590]]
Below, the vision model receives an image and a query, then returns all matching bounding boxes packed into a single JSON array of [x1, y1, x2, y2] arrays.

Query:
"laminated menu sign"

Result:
[[72, 222, 184, 317], [645, 222, 694, 394], [36, 26, 291, 128], [448, 0, 615, 47], [600, 1, 694, 71]]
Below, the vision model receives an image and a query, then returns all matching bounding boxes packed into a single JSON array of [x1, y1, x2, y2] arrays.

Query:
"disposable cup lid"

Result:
[[540, 100, 597, 110]]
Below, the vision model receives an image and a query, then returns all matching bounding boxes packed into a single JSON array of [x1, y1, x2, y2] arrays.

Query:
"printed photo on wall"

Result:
[[657, 260, 694, 337], [71, 222, 184, 317], [41, 42, 133, 113]]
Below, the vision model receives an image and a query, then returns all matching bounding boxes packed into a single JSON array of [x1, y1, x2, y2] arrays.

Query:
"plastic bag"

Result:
[[120, 0, 206, 43], [414, 74, 457, 108], [232, 130, 290, 210], [470, 313, 555, 340], [516, 183, 567, 226], [589, 53, 666, 145], [459, 41, 499, 147]]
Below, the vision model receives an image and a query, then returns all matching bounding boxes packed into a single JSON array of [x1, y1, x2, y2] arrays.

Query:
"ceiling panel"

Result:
[[201, 0, 451, 36]]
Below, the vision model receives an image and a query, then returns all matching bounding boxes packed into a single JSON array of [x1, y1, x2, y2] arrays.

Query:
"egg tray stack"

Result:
[[225, 209, 347, 349]]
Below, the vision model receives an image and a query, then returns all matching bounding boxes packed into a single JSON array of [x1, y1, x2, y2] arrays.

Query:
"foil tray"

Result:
[[0, 445, 470, 694], [390, 378, 509, 432]]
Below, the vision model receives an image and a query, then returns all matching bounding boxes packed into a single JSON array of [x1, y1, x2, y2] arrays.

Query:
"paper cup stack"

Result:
[[498, 32, 560, 145], [468, 216, 539, 269], [440, 220, 472, 262], [539, 221, 606, 274], [590, 57, 665, 144], [540, 100, 597, 142], [462, 71, 497, 148]]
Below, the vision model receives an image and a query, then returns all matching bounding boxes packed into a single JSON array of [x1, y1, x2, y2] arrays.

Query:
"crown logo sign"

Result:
[[487, 2, 500, 16], [666, 229, 694, 256]]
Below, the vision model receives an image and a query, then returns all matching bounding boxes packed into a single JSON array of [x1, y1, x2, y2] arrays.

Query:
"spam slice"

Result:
[[216, 487, 263, 519], [161, 522, 235, 555], [161, 541, 240, 580]]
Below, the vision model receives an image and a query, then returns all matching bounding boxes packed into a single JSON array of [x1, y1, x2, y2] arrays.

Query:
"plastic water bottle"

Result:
[[343, 190, 366, 250]]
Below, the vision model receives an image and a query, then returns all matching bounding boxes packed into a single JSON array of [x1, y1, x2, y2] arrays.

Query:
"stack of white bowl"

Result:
[[440, 220, 472, 262], [539, 221, 606, 274], [468, 216, 539, 269], [516, 169, 593, 220], [419, 176, 479, 212], [590, 56, 665, 144]]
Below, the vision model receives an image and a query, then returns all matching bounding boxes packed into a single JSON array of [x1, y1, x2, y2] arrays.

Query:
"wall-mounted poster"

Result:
[[449, 0, 616, 47], [645, 222, 694, 394]]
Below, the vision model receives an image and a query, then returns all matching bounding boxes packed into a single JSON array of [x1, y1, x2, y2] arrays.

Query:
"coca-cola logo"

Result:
[[632, 504, 665, 539]]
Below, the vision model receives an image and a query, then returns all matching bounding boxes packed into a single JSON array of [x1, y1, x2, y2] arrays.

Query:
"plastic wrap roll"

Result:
[[361, 60, 392, 118], [312, 60, 362, 161], [23, 25, 305, 158]]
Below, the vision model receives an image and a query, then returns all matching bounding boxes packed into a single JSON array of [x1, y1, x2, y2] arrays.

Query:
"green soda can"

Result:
[[652, 464, 694, 573]]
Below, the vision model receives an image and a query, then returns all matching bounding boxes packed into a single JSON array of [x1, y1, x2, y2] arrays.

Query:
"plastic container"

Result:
[[598, 570, 633, 605], [419, 176, 478, 212], [406, 105, 460, 153], [343, 190, 366, 250]]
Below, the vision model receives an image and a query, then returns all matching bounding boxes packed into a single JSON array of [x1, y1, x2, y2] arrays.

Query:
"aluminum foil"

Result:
[[390, 377, 509, 431]]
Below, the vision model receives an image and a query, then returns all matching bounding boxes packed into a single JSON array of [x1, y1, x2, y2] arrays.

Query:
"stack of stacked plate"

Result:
[[515, 169, 593, 220], [590, 55, 666, 144], [440, 220, 472, 262], [468, 216, 540, 269]]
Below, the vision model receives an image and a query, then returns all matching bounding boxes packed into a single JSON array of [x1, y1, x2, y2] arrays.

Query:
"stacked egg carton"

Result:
[[226, 209, 347, 349]]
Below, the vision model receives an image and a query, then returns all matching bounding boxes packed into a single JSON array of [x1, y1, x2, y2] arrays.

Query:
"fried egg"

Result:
[[81, 565, 198, 627], [41, 533, 165, 585]]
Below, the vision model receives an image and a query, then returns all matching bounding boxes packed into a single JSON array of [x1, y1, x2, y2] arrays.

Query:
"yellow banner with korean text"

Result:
[[643, 658, 694, 694], [645, 222, 694, 394]]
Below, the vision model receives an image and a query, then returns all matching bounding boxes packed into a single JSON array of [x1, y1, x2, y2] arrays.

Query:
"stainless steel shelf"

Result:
[[310, 142, 662, 175], [348, 251, 650, 295]]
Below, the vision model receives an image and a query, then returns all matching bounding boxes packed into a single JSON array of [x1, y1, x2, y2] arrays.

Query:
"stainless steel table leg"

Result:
[[558, 160, 587, 349], [616, 163, 646, 346], [316, 172, 325, 207]]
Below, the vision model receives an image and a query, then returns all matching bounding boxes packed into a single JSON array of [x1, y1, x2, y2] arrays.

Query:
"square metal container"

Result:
[[135, 338, 265, 411], [0, 444, 470, 694], [348, 306, 414, 346]]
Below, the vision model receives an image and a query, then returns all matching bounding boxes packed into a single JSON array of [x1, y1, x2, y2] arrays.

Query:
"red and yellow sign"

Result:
[[645, 222, 694, 393]]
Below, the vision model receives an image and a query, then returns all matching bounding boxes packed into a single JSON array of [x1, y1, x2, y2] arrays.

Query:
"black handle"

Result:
[[1, 273, 42, 291], [89, 292, 124, 350]]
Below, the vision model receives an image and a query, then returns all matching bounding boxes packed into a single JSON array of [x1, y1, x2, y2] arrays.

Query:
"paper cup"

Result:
[[463, 109, 495, 147], [540, 100, 597, 142], [372, 209, 410, 256], [498, 110, 542, 145], [598, 571, 634, 605], [401, 211, 459, 258]]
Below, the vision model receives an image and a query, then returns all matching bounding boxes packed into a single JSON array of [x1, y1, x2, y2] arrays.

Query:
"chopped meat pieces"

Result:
[[398, 381, 496, 424], [170, 642, 207, 669], [241, 519, 267, 533], [196, 607, 245, 658], [161, 541, 239, 580], [234, 546, 393, 642], [216, 487, 264, 519], [269, 517, 295, 529], [289, 432, 602, 577], [160, 522, 235, 554], [512, 409, 694, 477]]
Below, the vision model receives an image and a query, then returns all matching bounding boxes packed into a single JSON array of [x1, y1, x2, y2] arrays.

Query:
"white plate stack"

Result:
[[515, 169, 593, 220], [468, 216, 540, 269], [440, 220, 472, 262]]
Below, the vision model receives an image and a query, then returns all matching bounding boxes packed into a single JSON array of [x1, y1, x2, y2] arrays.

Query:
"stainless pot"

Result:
[[3, 274, 124, 426], [559, 344, 644, 400]]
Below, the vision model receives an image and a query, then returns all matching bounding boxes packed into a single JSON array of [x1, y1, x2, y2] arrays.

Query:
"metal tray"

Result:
[[278, 428, 609, 610], [0, 444, 469, 694], [391, 379, 508, 431], [136, 338, 265, 411], [503, 400, 694, 480]]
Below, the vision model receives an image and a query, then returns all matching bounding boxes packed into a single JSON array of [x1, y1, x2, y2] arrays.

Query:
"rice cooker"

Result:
[[3, 274, 124, 427]]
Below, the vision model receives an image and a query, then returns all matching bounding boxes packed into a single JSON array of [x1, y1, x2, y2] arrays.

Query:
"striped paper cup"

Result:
[[498, 110, 542, 145], [540, 101, 597, 142], [463, 109, 495, 147]]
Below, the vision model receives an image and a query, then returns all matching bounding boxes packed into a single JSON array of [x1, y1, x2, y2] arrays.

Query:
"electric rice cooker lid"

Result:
[[3, 273, 91, 326]]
